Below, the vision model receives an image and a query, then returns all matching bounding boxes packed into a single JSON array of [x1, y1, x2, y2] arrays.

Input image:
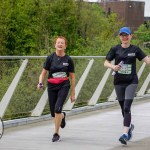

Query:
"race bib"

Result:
[[52, 72, 67, 78], [118, 64, 132, 74]]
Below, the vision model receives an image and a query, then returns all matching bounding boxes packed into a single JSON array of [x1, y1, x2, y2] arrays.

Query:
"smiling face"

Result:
[[55, 37, 67, 52], [119, 33, 133, 44]]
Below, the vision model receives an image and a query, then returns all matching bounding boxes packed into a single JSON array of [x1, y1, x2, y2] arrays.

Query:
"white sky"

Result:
[[85, 0, 150, 17]]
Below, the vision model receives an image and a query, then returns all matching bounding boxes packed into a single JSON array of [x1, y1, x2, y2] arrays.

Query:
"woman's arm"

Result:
[[104, 60, 121, 71], [143, 56, 150, 65], [69, 72, 75, 103], [37, 68, 47, 89]]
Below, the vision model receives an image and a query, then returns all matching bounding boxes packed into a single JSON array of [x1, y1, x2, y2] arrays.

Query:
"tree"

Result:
[[42, 0, 78, 54], [0, 0, 42, 55], [0, 0, 122, 56], [134, 22, 150, 43]]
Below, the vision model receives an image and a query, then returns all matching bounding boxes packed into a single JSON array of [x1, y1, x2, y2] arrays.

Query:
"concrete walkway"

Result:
[[0, 98, 150, 150]]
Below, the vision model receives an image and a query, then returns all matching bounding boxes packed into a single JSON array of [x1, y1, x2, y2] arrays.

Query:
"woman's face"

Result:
[[55, 38, 67, 51], [119, 33, 133, 44]]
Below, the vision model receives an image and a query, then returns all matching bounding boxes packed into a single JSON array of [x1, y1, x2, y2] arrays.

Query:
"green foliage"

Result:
[[4, 59, 45, 119], [134, 22, 150, 43], [131, 22, 150, 54], [0, 0, 41, 55], [0, 0, 123, 56], [0, 60, 21, 101], [45, 0, 78, 54], [1, 0, 149, 56], [68, 3, 122, 56]]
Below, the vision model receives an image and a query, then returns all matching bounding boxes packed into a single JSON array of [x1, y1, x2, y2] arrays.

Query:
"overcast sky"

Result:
[[86, 0, 150, 17]]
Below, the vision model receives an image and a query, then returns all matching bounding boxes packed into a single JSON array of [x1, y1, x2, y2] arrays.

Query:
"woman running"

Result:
[[104, 27, 150, 145]]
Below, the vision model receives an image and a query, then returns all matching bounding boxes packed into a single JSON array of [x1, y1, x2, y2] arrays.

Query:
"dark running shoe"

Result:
[[128, 124, 134, 141], [60, 112, 66, 128], [119, 134, 128, 145], [52, 133, 60, 142]]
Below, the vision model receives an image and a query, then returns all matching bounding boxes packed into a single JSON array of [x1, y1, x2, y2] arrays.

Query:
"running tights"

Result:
[[47, 86, 70, 117], [115, 84, 138, 127]]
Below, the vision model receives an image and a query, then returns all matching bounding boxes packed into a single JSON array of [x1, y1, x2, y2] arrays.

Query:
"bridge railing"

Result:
[[0, 56, 149, 120]]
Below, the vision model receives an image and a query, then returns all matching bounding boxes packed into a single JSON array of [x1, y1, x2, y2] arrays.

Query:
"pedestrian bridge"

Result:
[[0, 56, 150, 149], [1, 96, 150, 150]]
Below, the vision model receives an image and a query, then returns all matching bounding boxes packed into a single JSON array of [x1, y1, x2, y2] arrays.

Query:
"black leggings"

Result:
[[47, 86, 70, 117], [115, 84, 137, 127]]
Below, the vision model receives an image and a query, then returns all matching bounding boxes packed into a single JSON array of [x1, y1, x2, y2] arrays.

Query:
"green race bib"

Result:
[[118, 64, 132, 74]]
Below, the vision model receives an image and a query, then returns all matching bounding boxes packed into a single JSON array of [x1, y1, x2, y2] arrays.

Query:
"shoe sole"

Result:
[[119, 137, 127, 145], [52, 139, 61, 142]]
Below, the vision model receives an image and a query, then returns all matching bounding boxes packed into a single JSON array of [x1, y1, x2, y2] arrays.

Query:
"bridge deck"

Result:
[[1, 97, 150, 150]]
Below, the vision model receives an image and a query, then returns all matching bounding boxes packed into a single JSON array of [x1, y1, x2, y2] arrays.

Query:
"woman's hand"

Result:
[[70, 94, 75, 103], [37, 69, 47, 90], [113, 65, 122, 71], [37, 83, 43, 90]]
